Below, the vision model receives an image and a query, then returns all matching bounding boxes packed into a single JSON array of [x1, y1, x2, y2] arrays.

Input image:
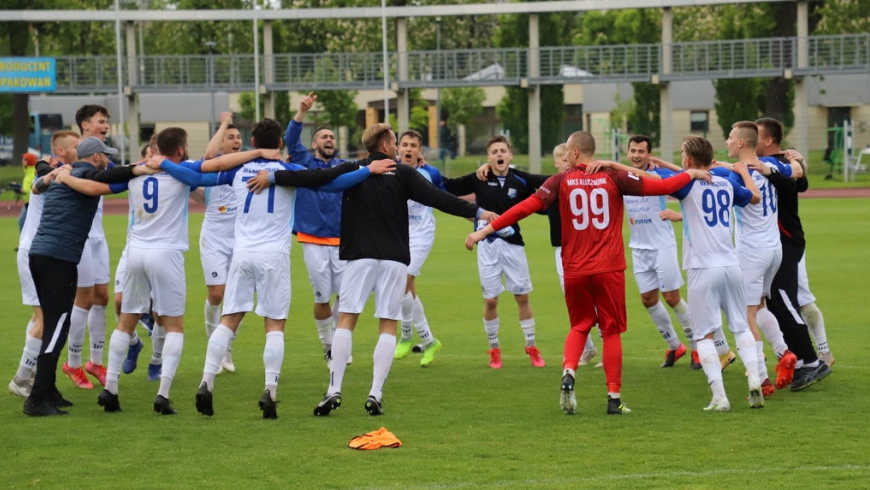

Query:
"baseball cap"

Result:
[[77, 137, 119, 159]]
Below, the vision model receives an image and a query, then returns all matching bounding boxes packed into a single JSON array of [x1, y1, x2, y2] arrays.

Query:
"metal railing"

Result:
[[40, 33, 870, 94]]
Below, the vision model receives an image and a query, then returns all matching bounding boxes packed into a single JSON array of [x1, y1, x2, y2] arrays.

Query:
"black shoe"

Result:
[[50, 389, 74, 408], [790, 361, 832, 391], [97, 389, 122, 412], [364, 395, 384, 416], [259, 390, 278, 419], [24, 397, 69, 416], [607, 396, 632, 415], [195, 382, 214, 416], [313, 392, 341, 416], [153, 395, 177, 415]]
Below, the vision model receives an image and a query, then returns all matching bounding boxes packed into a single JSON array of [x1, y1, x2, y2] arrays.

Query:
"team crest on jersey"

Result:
[[218, 206, 227, 213], [507, 188, 517, 199]]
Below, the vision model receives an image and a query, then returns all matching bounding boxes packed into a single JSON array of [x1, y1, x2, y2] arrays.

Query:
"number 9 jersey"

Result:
[[126, 171, 193, 251], [670, 167, 753, 270]]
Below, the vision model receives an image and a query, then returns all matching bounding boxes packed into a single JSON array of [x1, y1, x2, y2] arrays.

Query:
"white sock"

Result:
[[400, 292, 414, 341], [583, 334, 597, 353], [671, 299, 696, 350], [24, 319, 36, 338], [158, 332, 183, 399], [88, 305, 107, 365], [801, 303, 829, 353], [520, 318, 536, 347], [697, 338, 726, 400], [484, 317, 500, 348], [151, 324, 165, 365], [202, 325, 233, 391], [648, 301, 680, 350], [204, 300, 221, 338], [67, 306, 89, 368], [328, 328, 352, 395], [734, 330, 759, 381], [129, 330, 139, 347], [369, 333, 396, 401], [315, 316, 334, 351], [713, 328, 730, 355], [106, 329, 131, 395], [412, 296, 434, 346], [755, 340, 769, 380], [756, 307, 787, 357], [15, 334, 41, 381], [263, 331, 284, 401]]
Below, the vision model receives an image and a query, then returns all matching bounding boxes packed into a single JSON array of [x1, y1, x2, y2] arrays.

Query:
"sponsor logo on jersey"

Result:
[[630, 218, 653, 225], [218, 206, 227, 213], [567, 177, 607, 186], [507, 188, 517, 199]]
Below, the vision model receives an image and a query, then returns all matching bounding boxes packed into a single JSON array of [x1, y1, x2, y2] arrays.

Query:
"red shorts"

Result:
[[563, 270, 627, 336]]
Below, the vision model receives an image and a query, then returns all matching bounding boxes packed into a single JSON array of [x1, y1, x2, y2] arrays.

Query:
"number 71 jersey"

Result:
[[127, 172, 192, 251], [671, 167, 753, 270]]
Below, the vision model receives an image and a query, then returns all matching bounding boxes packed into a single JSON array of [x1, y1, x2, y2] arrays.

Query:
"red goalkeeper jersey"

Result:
[[490, 164, 692, 279]]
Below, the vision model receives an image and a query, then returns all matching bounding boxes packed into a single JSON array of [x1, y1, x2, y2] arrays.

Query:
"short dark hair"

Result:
[[754, 117, 783, 146], [731, 121, 759, 148], [75, 105, 110, 133], [628, 134, 652, 152], [226, 123, 238, 132], [157, 127, 188, 157], [486, 135, 512, 152], [251, 118, 283, 149], [682, 135, 713, 167], [312, 127, 332, 142], [399, 130, 422, 145]]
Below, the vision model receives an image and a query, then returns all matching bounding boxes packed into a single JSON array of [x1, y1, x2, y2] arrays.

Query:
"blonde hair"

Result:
[[552, 143, 567, 160], [731, 121, 758, 148], [681, 135, 713, 167], [362, 123, 394, 153]]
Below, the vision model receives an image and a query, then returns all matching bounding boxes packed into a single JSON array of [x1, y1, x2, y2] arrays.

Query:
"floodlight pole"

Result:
[[381, 0, 389, 122], [114, 0, 126, 162], [254, 5, 261, 122]]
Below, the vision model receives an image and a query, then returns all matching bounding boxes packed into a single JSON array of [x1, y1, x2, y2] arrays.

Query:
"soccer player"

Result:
[[284, 92, 349, 365], [753, 117, 832, 390], [393, 130, 444, 366], [24, 137, 156, 416], [671, 135, 764, 411], [443, 135, 547, 369], [9, 131, 80, 398], [466, 131, 710, 415], [312, 123, 496, 417], [61, 105, 115, 390], [623, 135, 696, 368]]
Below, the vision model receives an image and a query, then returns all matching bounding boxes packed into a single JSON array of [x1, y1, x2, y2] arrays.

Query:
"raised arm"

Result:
[[587, 160, 662, 179], [203, 112, 234, 160], [649, 156, 683, 173], [284, 92, 317, 166]]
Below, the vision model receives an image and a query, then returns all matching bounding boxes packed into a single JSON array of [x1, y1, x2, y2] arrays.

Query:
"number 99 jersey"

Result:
[[126, 172, 192, 251], [671, 167, 753, 270]]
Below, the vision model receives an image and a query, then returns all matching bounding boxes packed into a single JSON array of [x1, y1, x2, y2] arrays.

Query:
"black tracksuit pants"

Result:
[[28, 254, 78, 403], [767, 241, 818, 364]]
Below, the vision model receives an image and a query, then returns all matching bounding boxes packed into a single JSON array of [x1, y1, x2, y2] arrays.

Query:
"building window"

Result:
[[690, 111, 709, 137]]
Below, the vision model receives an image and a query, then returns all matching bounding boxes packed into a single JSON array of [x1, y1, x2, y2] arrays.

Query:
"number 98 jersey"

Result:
[[672, 167, 753, 270], [127, 172, 192, 251]]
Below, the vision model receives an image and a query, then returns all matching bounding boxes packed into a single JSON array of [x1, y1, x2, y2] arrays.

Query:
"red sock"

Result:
[[602, 334, 623, 393], [563, 327, 589, 370]]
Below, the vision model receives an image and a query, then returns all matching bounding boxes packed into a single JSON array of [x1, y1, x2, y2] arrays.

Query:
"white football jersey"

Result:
[[18, 191, 45, 251], [623, 194, 675, 250], [126, 172, 191, 251], [675, 171, 750, 270], [87, 197, 106, 239], [734, 167, 780, 251], [408, 167, 436, 245], [219, 159, 298, 254], [202, 184, 237, 238]]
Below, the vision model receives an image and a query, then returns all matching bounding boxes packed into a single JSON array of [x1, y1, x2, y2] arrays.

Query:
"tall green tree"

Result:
[[441, 87, 486, 129]]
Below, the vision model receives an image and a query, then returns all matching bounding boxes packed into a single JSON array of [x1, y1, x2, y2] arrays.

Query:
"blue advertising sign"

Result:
[[0, 57, 57, 93]]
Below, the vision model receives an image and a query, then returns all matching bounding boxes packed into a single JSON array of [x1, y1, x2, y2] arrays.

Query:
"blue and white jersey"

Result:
[[202, 184, 237, 238], [623, 168, 676, 250], [125, 172, 191, 251], [216, 159, 299, 254], [734, 162, 780, 251], [408, 166, 437, 245], [18, 191, 44, 251], [672, 167, 753, 270]]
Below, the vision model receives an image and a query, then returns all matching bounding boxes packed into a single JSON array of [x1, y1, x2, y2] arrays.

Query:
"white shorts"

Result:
[[121, 247, 186, 317], [223, 252, 291, 320], [555, 247, 564, 293], [797, 252, 816, 306], [302, 243, 344, 302], [631, 246, 684, 294], [338, 259, 406, 320], [407, 238, 434, 277], [738, 247, 782, 305], [114, 248, 127, 295], [200, 233, 235, 286], [77, 237, 110, 288], [687, 266, 749, 339], [476, 239, 533, 299], [17, 248, 39, 306]]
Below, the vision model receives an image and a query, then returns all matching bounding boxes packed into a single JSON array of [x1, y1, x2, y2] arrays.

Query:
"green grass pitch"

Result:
[[1, 197, 869, 489]]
